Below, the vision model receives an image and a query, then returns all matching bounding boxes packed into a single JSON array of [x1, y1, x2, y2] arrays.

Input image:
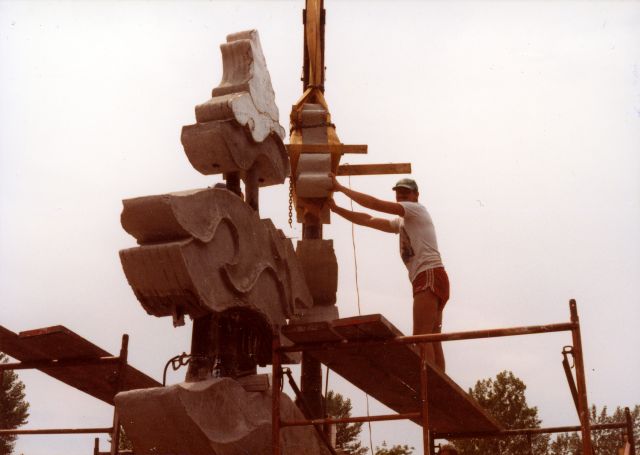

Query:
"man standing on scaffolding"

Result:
[[328, 175, 450, 371]]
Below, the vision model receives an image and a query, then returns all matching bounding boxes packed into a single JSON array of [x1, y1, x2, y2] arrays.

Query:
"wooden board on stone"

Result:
[[0, 325, 160, 405], [281, 315, 503, 434]]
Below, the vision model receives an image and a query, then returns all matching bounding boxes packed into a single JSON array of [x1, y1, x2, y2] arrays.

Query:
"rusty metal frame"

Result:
[[271, 300, 635, 455], [0, 334, 131, 455]]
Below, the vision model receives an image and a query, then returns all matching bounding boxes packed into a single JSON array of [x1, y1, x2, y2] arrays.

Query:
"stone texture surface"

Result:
[[295, 154, 332, 198], [197, 30, 284, 141], [296, 239, 338, 306], [182, 120, 288, 187], [182, 30, 288, 186], [116, 377, 331, 455], [119, 188, 312, 327]]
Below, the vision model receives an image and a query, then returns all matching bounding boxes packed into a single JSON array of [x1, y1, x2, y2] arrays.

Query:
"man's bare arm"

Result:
[[330, 174, 404, 216], [328, 199, 397, 233]]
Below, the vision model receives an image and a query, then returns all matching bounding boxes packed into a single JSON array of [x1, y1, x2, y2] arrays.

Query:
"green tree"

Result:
[[375, 440, 414, 455], [550, 405, 639, 455], [325, 390, 368, 455], [455, 370, 549, 455], [0, 353, 30, 455]]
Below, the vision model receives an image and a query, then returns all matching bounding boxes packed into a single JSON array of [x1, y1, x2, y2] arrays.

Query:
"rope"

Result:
[[347, 174, 374, 455]]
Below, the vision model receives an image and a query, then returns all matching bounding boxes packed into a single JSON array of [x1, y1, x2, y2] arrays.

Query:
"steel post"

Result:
[[420, 344, 432, 454], [569, 300, 593, 455], [626, 407, 636, 455], [272, 334, 282, 455], [110, 334, 129, 455]]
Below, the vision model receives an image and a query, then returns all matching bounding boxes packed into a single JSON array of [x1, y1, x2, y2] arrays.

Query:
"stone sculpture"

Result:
[[116, 28, 332, 455]]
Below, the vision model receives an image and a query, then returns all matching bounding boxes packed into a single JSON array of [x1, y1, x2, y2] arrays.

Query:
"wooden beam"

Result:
[[286, 144, 368, 154], [337, 163, 411, 176]]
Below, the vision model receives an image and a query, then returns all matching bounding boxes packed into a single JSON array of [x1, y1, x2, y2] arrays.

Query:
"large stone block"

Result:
[[116, 377, 331, 455], [181, 119, 288, 186], [119, 188, 312, 326], [295, 239, 338, 306], [182, 30, 288, 186], [197, 30, 285, 142]]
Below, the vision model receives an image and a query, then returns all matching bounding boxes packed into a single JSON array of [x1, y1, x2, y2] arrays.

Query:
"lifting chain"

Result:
[[288, 176, 294, 228]]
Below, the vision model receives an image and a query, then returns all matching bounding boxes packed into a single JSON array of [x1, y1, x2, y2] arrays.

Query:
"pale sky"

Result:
[[1, 1, 639, 454]]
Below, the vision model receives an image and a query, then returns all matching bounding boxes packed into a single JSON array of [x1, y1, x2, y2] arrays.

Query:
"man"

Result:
[[328, 176, 449, 371]]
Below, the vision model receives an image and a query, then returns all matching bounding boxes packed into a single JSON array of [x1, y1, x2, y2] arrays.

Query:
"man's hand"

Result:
[[326, 197, 337, 211], [328, 173, 345, 193]]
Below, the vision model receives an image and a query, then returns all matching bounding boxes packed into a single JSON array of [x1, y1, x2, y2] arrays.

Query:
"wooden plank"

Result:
[[286, 144, 368, 154], [281, 321, 344, 344], [0, 325, 160, 405], [330, 315, 498, 432], [337, 163, 412, 177], [287, 316, 502, 433], [331, 314, 402, 341], [310, 345, 419, 415]]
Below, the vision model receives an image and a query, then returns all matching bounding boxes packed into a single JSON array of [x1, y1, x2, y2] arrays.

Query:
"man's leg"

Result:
[[413, 289, 445, 371]]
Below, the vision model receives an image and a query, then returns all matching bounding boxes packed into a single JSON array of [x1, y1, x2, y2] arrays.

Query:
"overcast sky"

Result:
[[1, 1, 639, 454]]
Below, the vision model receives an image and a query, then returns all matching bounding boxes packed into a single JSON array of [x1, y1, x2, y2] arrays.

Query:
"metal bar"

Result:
[[434, 422, 627, 439], [278, 322, 577, 353], [282, 412, 421, 427], [626, 407, 636, 455], [569, 300, 594, 455], [110, 334, 129, 455], [0, 356, 120, 371], [224, 172, 242, 197], [272, 334, 282, 455], [561, 346, 580, 416], [0, 427, 113, 435], [282, 369, 339, 455], [420, 344, 432, 455], [245, 167, 260, 214], [94, 437, 100, 455]]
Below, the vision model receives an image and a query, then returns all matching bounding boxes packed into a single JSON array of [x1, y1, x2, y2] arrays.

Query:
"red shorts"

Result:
[[412, 267, 450, 308]]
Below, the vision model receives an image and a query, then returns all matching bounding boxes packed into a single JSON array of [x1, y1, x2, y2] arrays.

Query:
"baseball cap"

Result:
[[392, 178, 418, 192]]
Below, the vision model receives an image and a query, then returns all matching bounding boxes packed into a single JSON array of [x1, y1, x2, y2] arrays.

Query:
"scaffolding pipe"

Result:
[[626, 407, 637, 455], [569, 300, 594, 455], [434, 421, 627, 439], [272, 334, 282, 455], [420, 344, 432, 455], [0, 427, 113, 435], [110, 334, 128, 455], [282, 411, 422, 427], [0, 356, 120, 371], [278, 322, 577, 353]]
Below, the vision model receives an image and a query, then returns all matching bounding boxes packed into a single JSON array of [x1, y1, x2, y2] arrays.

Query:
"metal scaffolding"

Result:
[[0, 333, 131, 455], [271, 299, 637, 455]]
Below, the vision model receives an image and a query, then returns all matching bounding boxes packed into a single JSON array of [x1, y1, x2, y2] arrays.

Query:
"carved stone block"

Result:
[[182, 30, 288, 186], [295, 239, 338, 306], [181, 120, 288, 187], [119, 188, 312, 327], [115, 378, 331, 455]]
